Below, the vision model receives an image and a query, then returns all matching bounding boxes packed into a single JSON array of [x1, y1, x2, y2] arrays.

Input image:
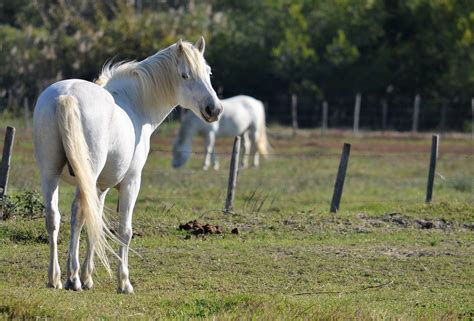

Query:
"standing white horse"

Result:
[[172, 95, 269, 170], [33, 37, 222, 294]]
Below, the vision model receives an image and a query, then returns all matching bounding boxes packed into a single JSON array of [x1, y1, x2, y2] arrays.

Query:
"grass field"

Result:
[[0, 119, 473, 320]]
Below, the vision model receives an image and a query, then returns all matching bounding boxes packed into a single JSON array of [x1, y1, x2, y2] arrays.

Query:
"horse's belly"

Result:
[[60, 168, 77, 185], [58, 160, 131, 190], [218, 121, 249, 136], [97, 156, 133, 189]]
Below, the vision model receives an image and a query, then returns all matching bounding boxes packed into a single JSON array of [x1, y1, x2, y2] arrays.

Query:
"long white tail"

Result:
[[256, 101, 270, 157], [56, 95, 112, 275]]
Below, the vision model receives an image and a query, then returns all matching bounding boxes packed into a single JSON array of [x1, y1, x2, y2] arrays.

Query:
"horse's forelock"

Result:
[[179, 42, 209, 79]]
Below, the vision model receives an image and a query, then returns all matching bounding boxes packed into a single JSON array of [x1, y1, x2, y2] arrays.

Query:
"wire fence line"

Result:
[[155, 170, 459, 183], [0, 125, 471, 216], [143, 136, 473, 212], [257, 94, 473, 132], [150, 147, 473, 159], [170, 102, 473, 133]]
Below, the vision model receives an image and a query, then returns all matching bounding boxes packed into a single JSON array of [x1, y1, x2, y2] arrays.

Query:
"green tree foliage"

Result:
[[0, 0, 473, 128]]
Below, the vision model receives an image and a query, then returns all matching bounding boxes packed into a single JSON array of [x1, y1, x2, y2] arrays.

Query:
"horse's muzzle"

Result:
[[201, 103, 222, 122]]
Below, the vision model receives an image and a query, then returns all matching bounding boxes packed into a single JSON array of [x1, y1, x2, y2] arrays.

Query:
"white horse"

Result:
[[172, 95, 269, 170], [33, 37, 222, 294]]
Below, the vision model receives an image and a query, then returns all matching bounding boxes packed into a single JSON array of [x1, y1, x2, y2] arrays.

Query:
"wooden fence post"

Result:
[[0, 126, 16, 219], [353, 93, 361, 135], [291, 94, 298, 136], [412, 94, 420, 133], [426, 135, 439, 203], [224, 136, 241, 213], [330, 143, 351, 213], [321, 100, 328, 135], [381, 98, 388, 133]]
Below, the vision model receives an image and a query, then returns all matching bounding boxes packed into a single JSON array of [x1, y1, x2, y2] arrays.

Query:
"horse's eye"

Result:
[[181, 73, 189, 80]]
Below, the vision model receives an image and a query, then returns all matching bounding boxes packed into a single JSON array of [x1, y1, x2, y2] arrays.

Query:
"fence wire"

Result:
[[141, 144, 473, 211]]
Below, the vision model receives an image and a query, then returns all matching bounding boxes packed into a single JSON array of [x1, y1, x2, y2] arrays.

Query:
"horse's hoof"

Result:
[[46, 281, 63, 289], [65, 278, 82, 291], [118, 282, 134, 294], [81, 277, 94, 290]]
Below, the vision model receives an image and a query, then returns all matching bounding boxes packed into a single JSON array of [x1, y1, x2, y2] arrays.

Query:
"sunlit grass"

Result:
[[0, 121, 472, 319]]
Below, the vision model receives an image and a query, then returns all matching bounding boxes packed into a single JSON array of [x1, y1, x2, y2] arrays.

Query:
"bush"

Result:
[[0, 190, 44, 220]]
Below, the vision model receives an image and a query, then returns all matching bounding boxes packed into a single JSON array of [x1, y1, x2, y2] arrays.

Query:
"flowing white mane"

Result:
[[95, 41, 209, 109]]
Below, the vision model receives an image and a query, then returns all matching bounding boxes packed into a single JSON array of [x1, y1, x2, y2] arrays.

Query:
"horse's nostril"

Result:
[[205, 105, 212, 116]]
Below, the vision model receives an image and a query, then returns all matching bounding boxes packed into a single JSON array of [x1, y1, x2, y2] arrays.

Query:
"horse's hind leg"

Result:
[[65, 189, 84, 291], [41, 174, 63, 289], [80, 236, 95, 290], [80, 189, 108, 290]]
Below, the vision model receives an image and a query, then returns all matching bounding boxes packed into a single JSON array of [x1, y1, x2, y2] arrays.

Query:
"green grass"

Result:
[[0, 122, 473, 320]]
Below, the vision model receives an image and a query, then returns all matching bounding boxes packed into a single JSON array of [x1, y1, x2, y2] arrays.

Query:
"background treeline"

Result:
[[0, 0, 473, 131]]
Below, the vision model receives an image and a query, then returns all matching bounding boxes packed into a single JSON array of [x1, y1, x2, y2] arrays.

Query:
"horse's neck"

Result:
[[147, 104, 176, 131], [107, 81, 176, 132]]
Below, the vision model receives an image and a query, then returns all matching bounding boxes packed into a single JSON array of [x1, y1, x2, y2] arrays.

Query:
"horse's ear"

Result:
[[195, 36, 205, 54], [177, 39, 184, 55]]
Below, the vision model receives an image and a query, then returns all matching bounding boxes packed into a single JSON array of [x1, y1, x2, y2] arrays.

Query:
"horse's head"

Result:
[[174, 37, 223, 123]]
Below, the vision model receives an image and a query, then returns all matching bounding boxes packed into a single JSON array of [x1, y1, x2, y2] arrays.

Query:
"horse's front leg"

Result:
[[211, 148, 219, 170], [80, 190, 108, 290], [202, 132, 215, 171], [117, 178, 140, 294], [240, 131, 250, 169]]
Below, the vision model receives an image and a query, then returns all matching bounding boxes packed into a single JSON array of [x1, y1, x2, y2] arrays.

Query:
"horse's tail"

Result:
[[56, 95, 112, 276], [256, 100, 270, 158]]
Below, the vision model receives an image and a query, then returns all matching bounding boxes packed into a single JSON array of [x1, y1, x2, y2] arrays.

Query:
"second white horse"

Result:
[[172, 95, 269, 170]]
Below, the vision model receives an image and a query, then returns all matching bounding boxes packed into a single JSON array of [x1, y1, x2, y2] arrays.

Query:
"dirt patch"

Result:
[[379, 247, 456, 258], [355, 213, 455, 231], [463, 223, 474, 231]]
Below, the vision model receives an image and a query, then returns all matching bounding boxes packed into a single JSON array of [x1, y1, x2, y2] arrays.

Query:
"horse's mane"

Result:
[[95, 41, 208, 109]]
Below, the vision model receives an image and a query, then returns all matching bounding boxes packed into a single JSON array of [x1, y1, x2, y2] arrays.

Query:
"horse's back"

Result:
[[35, 79, 115, 120]]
